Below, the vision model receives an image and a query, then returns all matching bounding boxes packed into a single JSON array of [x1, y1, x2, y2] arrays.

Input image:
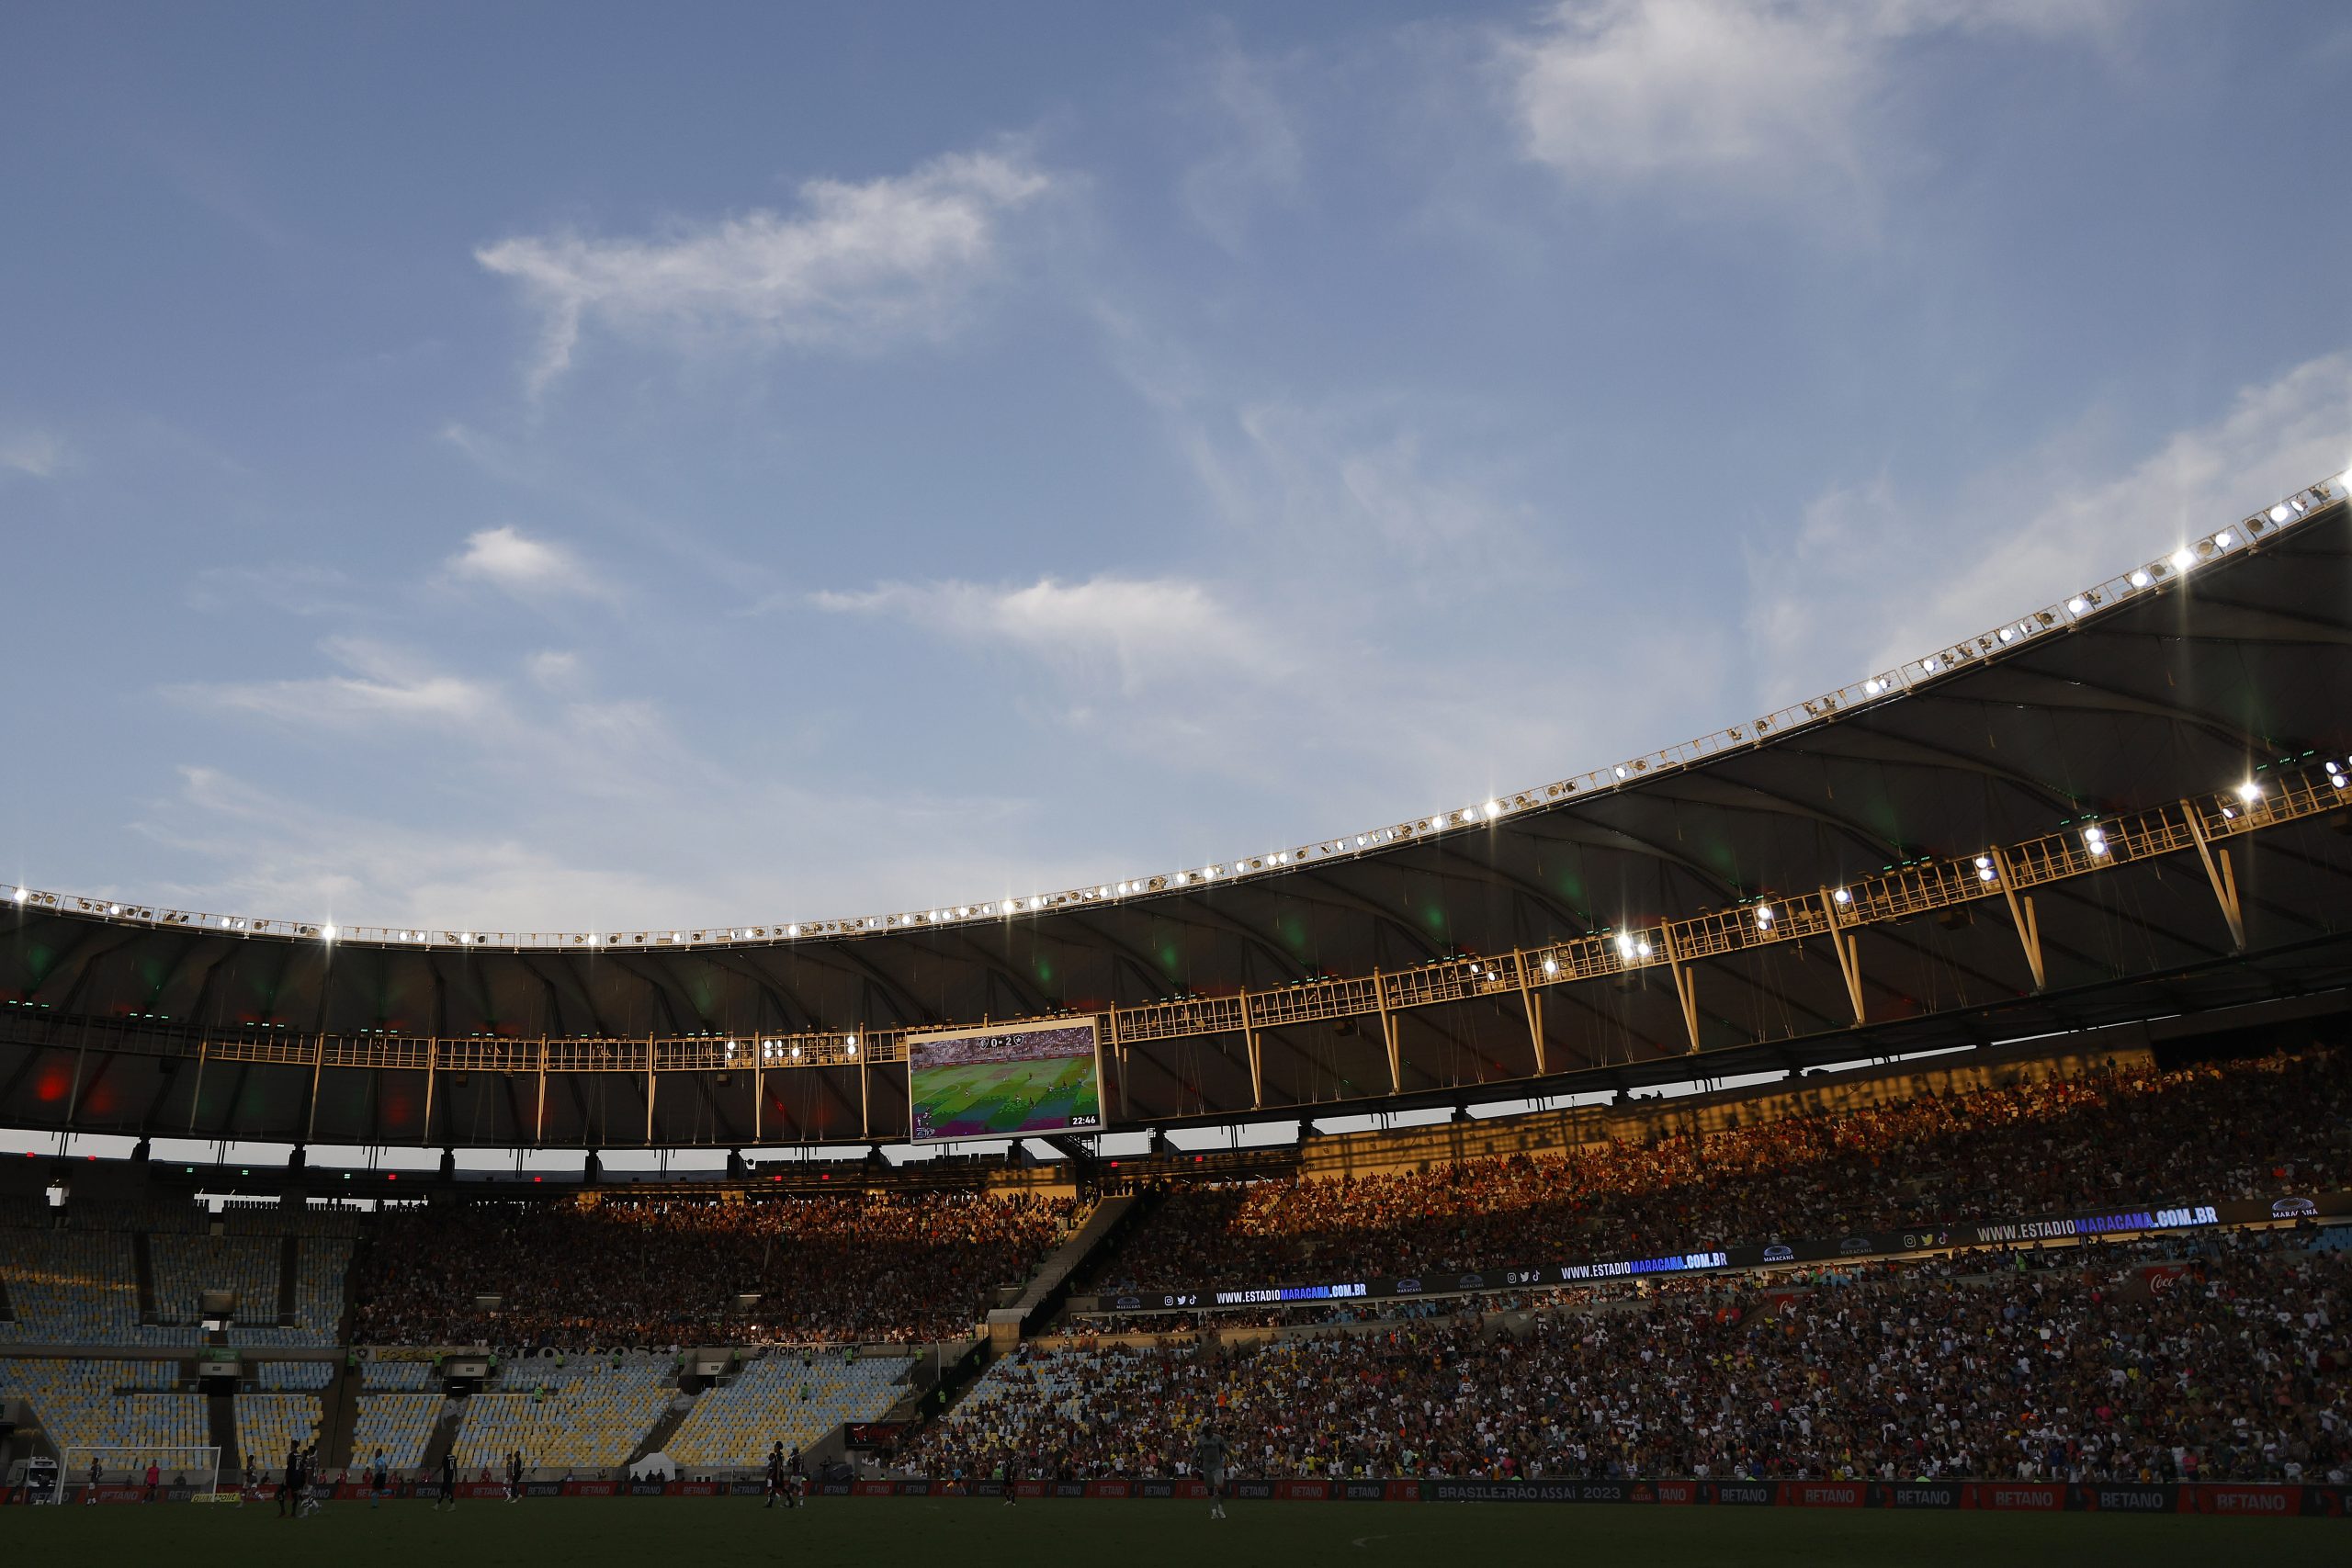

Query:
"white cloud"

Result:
[[445, 525, 610, 602], [1502, 0, 2118, 195], [477, 148, 1057, 391], [526, 649, 582, 691], [1743, 348, 2352, 702], [817, 574, 1277, 694], [0, 429, 69, 479]]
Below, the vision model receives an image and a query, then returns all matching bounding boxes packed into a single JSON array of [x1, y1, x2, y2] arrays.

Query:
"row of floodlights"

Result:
[[10, 473, 2345, 952]]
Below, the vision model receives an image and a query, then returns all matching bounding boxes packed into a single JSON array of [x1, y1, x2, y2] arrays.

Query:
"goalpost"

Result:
[[47, 1446, 223, 1504]]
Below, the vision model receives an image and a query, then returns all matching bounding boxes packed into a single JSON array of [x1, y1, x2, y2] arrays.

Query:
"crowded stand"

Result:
[[916, 1230, 2352, 1484], [1085, 1052, 2350, 1299], [349, 1191, 1075, 1348]]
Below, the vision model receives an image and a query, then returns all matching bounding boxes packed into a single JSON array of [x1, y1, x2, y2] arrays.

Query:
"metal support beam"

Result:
[[645, 1033, 657, 1144], [535, 1034, 548, 1145], [186, 1036, 209, 1133], [858, 1053, 871, 1140], [1992, 849, 2046, 991], [752, 1051, 762, 1143], [1105, 1009, 1129, 1122], [422, 1037, 437, 1147], [1374, 972, 1401, 1094], [1659, 929, 1702, 1054], [1822, 888, 1866, 1025], [2183, 801, 2248, 951], [1238, 990, 1263, 1109], [1514, 952, 1547, 1075], [305, 1032, 326, 1143]]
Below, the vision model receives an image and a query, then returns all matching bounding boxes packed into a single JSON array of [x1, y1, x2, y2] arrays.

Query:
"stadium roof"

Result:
[[5, 473, 2350, 1149]]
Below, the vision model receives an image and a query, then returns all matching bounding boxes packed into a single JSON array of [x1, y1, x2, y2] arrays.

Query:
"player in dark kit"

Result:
[[1001, 1452, 1020, 1506], [1192, 1427, 1233, 1519], [764, 1443, 785, 1509], [435, 1450, 458, 1510]]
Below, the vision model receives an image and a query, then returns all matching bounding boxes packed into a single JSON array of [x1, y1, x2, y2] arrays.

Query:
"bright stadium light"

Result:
[[1974, 855, 1997, 883], [791, 1043, 802, 1059], [2214, 529, 2235, 547], [11, 886, 24, 903], [1484, 800, 1502, 819], [1755, 905, 1773, 927], [844, 1036, 859, 1056], [322, 925, 336, 943], [2083, 826, 2109, 857], [2236, 780, 2263, 803], [1921, 656, 1939, 672], [1863, 679, 1883, 695], [2129, 569, 2153, 588], [2169, 547, 2196, 572], [2269, 504, 2290, 524], [1615, 934, 1635, 960], [1543, 957, 1558, 975], [2067, 596, 2089, 614], [1833, 887, 1850, 905]]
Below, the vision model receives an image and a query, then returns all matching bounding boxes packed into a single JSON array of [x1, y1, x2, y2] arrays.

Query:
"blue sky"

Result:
[[4, 0, 2349, 937]]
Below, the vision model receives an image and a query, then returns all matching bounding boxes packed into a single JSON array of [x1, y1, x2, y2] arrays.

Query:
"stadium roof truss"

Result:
[[4, 473, 2350, 1149]]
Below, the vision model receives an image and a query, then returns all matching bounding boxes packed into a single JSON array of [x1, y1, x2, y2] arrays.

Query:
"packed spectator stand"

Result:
[[0, 1043, 2346, 1490], [1081, 1051, 2350, 1304]]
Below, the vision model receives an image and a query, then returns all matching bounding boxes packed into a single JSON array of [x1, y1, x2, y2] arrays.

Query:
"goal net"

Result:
[[49, 1446, 223, 1504]]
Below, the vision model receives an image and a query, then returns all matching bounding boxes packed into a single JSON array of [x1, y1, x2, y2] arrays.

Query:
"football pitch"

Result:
[[913, 1055, 1098, 1137], [10, 1498, 2347, 1568]]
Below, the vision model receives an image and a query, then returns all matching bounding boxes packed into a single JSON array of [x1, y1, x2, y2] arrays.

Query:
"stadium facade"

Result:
[[2, 472, 2348, 1157]]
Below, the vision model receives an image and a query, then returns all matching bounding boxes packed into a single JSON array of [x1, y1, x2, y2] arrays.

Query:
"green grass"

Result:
[[913, 1055, 1099, 1136], [10, 1497, 2348, 1568]]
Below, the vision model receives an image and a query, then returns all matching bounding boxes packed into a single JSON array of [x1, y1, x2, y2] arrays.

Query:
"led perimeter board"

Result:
[[907, 1018, 1103, 1144]]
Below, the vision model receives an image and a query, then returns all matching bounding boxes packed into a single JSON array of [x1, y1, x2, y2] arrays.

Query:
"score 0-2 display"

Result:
[[907, 1018, 1104, 1144]]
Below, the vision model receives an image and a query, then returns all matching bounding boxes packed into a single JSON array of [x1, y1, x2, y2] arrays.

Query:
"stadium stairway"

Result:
[[131, 1233, 158, 1325], [985, 1194, 1133, 1346], [276, 1237, 299, 1326], [208, 1385, 238, 1472], [0, 1269, 14, 1324], [420, 1399, 464, 1476], [322, 1360, 359, 1468], [628, 1391, 697, 1471]]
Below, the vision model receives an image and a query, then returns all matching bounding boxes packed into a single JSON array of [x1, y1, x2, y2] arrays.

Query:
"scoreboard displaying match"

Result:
[[907, 1018, 1104, 1145]]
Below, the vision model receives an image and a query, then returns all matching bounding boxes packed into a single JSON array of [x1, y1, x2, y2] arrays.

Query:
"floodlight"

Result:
[[791, 1043, 802, 1058], [322, 925, 335, 942], [1755, 906, 1773, 926], [1614, 934, 1635, 960], [2236, 781, 2262, 803], [2214, 529, 2234, 547], [2067, 597, 2089, 614], [2083, 826, 2109, 857], [1864, 679, 1883, 695], [2169, 547, 2195, 572], [2129, 570, 2152, 588], [1922, 656, 1939, 672], [12, 887, 24, 903], [786, 924, 799, 937], [1833, 887, 1850, 905], [2269, 504, 2290, 524], [1542, 957, 1558, 975], [1484, 800, 1502, 819]]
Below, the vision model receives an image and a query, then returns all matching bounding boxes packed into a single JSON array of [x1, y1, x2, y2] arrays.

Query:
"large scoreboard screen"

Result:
[[907, 1018, 1104, 1144]]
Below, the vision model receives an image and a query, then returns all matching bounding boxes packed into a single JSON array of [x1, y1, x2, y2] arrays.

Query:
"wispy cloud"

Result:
[[1743, 348, 2352, 702], [185, 563, 358, 618], [477, 148, 1059, 392], [164, 637, 503, 732], [1500, 0, 2119, 199], [1180, 33, 1306, 253], [817, 574, 1278, 694], [444, 525, 612, 603], [0, 429, 69, 479]]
